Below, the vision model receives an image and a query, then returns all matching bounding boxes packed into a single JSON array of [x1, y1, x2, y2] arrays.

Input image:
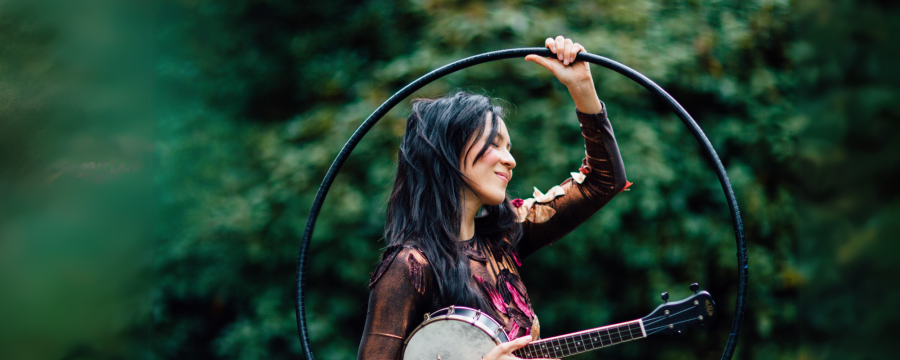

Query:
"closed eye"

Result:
[[492, 133, 511, 150]]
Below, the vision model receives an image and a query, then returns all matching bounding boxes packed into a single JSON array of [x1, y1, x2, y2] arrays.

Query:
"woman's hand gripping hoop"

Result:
[[525, 36, 602, 114]]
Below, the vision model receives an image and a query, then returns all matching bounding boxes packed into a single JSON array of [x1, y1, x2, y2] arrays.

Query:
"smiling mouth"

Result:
[[495, 172, 510, 183]]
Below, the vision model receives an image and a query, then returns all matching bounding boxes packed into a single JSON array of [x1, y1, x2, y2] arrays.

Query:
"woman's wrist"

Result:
[[567, 80, 603, 114]]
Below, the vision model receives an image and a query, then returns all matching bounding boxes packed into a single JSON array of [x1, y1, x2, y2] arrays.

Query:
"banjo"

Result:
[[402, 284, 715, 359]]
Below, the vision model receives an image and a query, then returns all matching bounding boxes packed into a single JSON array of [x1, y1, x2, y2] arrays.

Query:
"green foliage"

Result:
[[797, 1, 900, 359], [2, 0, 896, 359], [0, 1, 152, 359]]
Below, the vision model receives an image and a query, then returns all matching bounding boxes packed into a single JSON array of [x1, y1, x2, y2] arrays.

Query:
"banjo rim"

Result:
[[402, 305, 511, 352]]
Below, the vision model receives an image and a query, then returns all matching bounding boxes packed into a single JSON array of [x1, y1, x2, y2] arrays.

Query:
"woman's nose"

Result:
[[502, 151, 516, 169]]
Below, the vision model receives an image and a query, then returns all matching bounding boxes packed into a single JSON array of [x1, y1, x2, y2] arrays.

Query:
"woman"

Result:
[[358, 36, 629, 360]]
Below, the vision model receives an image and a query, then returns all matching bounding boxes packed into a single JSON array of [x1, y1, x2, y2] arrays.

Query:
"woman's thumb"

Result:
[[511, 335, 532, 349], [524, 55, 552, 70]]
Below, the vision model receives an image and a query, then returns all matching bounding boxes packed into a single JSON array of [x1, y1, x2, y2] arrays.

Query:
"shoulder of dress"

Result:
[[368, 243, 432, 293], [368, 244, 403, 290], [399, 243, 429, 265]]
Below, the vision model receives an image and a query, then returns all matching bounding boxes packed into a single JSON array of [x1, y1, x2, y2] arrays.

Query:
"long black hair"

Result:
[[384, 91, 522, 308]]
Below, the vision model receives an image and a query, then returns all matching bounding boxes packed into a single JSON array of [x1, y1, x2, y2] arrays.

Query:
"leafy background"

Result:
[[0, 0, 897, 359]]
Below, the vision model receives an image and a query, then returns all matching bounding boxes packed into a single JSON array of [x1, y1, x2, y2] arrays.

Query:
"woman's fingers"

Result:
[[528, 36, 591, 88], [555, 35, 565, 60], [569, 43, 585, 64], [544, 36, 585, 65]]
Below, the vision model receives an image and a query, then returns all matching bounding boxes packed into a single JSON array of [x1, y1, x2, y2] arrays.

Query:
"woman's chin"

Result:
[[484, 195, 507, 206]]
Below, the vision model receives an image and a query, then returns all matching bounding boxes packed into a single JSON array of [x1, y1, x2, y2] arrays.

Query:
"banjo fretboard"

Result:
[[513, 320, 645, 359]]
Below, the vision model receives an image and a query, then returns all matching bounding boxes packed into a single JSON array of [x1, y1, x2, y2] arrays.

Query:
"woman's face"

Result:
[[461, 112, 516, 206]]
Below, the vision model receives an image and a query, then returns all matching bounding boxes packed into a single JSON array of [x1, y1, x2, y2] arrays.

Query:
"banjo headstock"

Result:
[[640, 283, 716, 337]]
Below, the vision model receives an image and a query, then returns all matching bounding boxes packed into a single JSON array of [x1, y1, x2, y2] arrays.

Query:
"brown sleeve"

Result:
[[516, 103, 628, 259], [358, 247, 434, 360]]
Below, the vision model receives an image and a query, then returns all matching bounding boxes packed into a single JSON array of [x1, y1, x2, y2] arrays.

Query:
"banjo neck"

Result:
[[513, 319, 646, 359]]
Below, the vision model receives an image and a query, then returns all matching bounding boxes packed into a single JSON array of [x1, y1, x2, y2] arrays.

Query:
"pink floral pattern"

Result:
[[507, 320, 520, 340], [475, 276, 508, 314], [507, 282, 533, 318]]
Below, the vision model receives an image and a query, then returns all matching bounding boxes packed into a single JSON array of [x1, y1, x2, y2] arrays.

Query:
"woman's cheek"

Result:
[[480, 148, 502, 165]]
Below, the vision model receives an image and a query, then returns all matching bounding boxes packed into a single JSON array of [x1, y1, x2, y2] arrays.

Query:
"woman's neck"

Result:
[[460, 192, 483, 241]]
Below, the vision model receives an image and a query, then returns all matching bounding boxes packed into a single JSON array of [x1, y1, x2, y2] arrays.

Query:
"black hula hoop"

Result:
[[294, 47, 748, 360]]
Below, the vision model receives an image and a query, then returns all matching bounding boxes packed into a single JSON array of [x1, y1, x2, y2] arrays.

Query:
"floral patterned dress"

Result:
[[358, 105, 630, 359]]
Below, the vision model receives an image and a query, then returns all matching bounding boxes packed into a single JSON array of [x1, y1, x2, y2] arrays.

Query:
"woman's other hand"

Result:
[[482, 336, 559, 360], [525, 36, 592, 88], [525, 36, 603, 114]]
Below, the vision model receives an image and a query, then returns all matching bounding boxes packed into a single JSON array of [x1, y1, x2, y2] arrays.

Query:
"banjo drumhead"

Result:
[[403, 306, 508, 360], [403, 318, 498, 360]]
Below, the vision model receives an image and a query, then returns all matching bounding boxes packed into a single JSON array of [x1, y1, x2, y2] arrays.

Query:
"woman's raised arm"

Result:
[[515, 37, 629, 259]]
